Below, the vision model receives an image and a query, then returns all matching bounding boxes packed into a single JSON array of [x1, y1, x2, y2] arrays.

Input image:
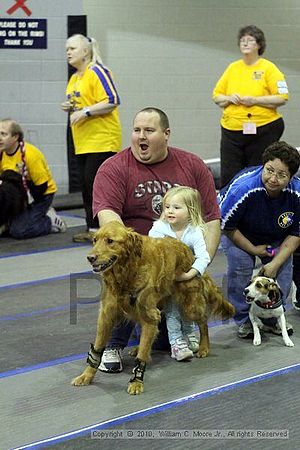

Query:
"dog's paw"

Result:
[[127, 380, 144, 395], [284, 339, 294, 347], [128, 346, 139, 357], [196, 347, 209, 358], [253, 338, 261, 346], [71, 373, 94, 386]]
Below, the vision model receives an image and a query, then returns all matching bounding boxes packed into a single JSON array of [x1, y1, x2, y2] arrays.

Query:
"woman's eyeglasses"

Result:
[[264, 166, 290, 181], [239, 38, 256, 45]]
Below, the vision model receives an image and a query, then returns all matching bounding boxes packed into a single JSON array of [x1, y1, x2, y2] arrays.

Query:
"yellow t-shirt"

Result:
[[66, 62, 122, 155], [213, 58, 289, 130], [0, 142, 57, 195]]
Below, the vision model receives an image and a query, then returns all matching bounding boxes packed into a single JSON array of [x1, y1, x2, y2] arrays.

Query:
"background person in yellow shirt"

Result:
[[0, 118, 66, 239], [62, 34, 122, 243], [213, 25, 288, 188]]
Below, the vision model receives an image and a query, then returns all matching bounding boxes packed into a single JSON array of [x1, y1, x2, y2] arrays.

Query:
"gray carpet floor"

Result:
[[1, 209, 300, 450]]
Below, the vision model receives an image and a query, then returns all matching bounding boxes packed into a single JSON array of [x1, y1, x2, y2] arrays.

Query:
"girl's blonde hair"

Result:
[[161, 186, 206, 231], [68, 34, 103, 65]]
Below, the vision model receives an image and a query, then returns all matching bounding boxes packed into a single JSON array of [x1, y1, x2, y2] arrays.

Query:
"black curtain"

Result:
[[66, 15, 87, 192]]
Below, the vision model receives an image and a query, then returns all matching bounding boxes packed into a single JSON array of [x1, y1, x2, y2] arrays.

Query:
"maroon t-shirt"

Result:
[[93, 146, 220, 235]]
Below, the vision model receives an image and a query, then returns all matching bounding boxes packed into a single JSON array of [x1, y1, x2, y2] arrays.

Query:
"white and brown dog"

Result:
[[243, 275, 294, 347]]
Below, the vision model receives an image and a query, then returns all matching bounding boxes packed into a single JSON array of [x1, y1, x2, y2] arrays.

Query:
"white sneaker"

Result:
[[47, 207, 67, 233], [237, 321, 254, 339], [186, 333, 199, 353], [293, 299, 300, 311], [0, 224, 8, 236], [260, 322, 293, 336], [99, 348, 123, 373], [171, 338, 193, 361]]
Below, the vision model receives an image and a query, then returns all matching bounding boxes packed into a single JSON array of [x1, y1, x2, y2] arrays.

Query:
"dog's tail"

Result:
[[202, 273, 235, 320]]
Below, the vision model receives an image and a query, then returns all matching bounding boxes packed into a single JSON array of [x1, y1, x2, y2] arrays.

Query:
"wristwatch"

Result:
[[83, 107, 91, 117]]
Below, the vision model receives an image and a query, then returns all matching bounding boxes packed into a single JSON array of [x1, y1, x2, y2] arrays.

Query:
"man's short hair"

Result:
[[1, 118, 24, 142], [135, 107, 169, 130]]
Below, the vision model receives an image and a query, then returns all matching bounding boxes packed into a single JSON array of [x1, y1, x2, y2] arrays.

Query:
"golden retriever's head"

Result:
[[87, 221, 142, 274], [243, 275, 282, 305]]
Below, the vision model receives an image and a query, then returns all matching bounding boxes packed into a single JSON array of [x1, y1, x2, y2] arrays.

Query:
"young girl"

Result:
[[148, 186, 211, 361]]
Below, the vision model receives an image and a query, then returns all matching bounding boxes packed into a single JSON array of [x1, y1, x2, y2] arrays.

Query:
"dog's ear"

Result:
[[268, 281, 283, 301], [128, 231, 143, 257], [257, 267, 265, 276], [275, 282, 283, 300]]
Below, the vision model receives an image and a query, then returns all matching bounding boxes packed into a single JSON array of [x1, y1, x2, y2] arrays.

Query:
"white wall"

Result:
[[85, 0, 300, 160], [1, 0, 300, 193], [0, 0, 83, 193]]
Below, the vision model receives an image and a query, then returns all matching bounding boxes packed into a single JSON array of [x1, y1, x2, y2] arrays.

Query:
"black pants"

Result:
[[293, 247, 300, 301], [220, 118, 284, 188], [76, 152, 116, 229], [107, 315, 171, 351]]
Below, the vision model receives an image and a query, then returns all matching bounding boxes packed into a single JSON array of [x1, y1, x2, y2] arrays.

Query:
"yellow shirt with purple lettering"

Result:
[[66, 62, 122, 154]]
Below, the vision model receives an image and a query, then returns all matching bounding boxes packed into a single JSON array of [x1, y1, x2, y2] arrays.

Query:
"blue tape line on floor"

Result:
[[11, 362, 300, 450]]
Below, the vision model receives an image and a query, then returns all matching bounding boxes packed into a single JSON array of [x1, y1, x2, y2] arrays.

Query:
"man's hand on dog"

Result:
[[261, 262, 278, 279]]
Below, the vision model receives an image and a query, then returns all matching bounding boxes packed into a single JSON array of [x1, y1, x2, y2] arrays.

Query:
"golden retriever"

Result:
[[72, 221, 235, 394]]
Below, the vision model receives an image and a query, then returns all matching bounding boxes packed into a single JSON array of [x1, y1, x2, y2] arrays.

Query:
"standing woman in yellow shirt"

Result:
[[62, 34, 122, 242], [213, 25, 288, 188]]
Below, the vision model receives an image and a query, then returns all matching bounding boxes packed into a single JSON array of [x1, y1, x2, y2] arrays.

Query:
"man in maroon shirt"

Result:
[[92, 107, 221, 372]]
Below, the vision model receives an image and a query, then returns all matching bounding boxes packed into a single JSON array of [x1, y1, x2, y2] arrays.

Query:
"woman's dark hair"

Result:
[[238, 25, 266, 55], [262, 141, 300, 177]]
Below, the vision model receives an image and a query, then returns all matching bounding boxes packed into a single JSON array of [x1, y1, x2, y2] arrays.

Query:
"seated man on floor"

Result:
[[0, 118, 66, 239]]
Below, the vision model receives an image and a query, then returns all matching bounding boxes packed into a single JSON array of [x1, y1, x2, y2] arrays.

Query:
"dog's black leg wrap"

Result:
[[86, 343, 104, 369], [129, 358, 146, 383]]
